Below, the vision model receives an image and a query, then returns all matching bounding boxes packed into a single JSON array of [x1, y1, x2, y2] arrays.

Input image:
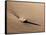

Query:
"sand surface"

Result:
[[7, 2, 45, 33]]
